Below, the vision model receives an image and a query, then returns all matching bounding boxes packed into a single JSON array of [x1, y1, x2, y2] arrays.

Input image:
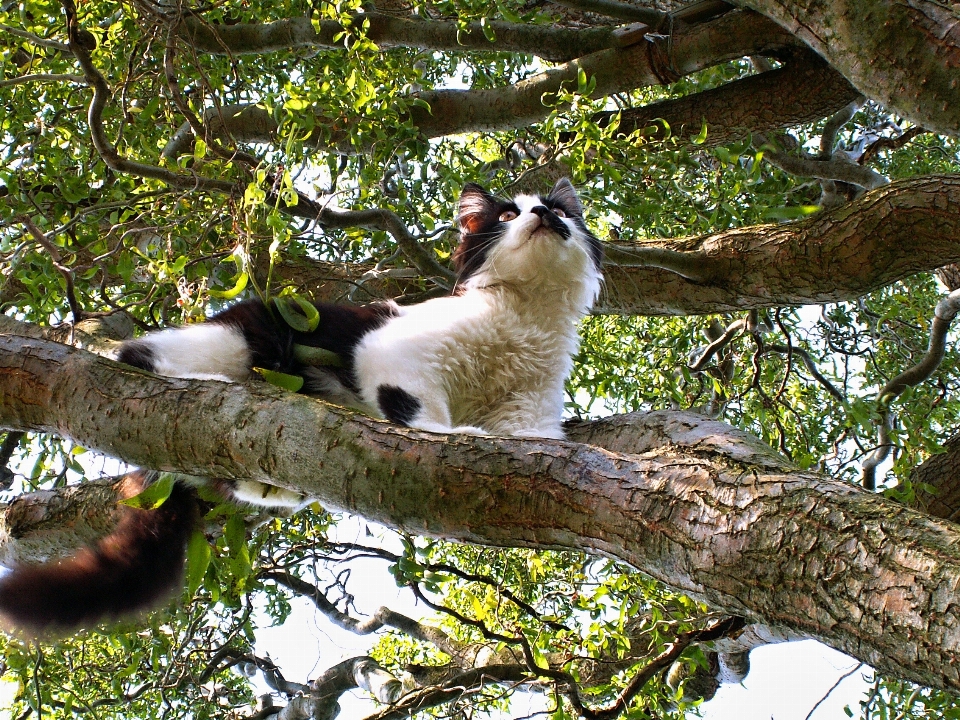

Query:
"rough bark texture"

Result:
[[165, 9, 800, 156], [733, 0, 960, 135], [598, 174, 960, 315], [0, 476, 127, 566], [4, 334, 960, 692], [913, 433, 960, 522], [179, 13, 617, 63], [600, 51, 861, 147]]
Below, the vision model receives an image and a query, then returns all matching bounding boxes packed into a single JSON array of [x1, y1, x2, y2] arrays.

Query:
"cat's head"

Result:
[[453, 178, 603, 311]]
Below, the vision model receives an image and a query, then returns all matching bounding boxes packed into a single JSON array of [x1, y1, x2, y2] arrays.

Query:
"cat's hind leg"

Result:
[[117, 300, 291, 382]]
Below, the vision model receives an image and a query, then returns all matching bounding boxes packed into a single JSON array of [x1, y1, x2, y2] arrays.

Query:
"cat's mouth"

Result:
[[528, 217, 565, 240]]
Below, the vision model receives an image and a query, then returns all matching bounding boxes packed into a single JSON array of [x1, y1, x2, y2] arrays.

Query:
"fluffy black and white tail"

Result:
[[0, 471, 197, 635]]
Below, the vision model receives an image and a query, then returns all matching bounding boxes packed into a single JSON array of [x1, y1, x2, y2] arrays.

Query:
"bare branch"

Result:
[[755, 133, 888, 191], [0, 73, 85, 88], [0, 23, 71, 52], [262, 570, 463, 658], [178, 12, 616, 63], [859, 126, 931, 166], [60, 0, 237, 194], [548, 0, 666, 24], [862, 289, 960, 489]]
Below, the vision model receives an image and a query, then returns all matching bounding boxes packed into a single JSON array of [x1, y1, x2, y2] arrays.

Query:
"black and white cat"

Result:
[[0, 178, 603, 633]]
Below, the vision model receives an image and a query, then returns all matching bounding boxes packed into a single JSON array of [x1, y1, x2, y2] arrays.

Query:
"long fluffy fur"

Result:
[[0, 471, 197, 635], [0, 178, 602, 633]]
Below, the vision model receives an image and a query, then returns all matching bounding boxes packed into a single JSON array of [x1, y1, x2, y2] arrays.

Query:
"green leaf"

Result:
[[254, 367, 305, 392], [761, 205, 821, 221], [209, 271, 249, 300], [691, 119, 709, 145], [119, 473, 175, 509], [480, 17, 496, 43], [185, 530, 212, 598], [292, 344, 345, 368], [275, 294, 321, 331], [496, 1, 522, 23]]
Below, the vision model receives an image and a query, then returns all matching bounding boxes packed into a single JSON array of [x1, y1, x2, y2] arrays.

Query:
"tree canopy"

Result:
[[1, 0, 960, 718]]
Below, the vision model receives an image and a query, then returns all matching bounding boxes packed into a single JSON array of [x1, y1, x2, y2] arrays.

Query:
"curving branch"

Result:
[[178, 12, 616, 63], [861, 289, 960, 490], [755, 133, 888, 191], [60, 0, 236, 194], [731, 0, 960, 136], [262, 570, 463, 659], [162, 9, 800, 156], [5, 337, 960, 692], [598, 174, 960, 316], [588, 50, 861, 148]]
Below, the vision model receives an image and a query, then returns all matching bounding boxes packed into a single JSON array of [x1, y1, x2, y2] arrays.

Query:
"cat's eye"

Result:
[[553, 207, 567, 218], [499, 210, 518, 222]]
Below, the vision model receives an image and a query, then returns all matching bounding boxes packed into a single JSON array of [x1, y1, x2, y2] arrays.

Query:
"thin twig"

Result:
[[803, 663, 864, 720], [690, 318, 746, 371], [862, 289, 960, 489], [0, 73, 86, 88], [859, 127, 929, 166]]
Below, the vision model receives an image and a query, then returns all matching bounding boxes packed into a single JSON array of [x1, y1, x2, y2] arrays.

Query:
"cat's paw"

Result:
[[511, 427, 565, 440], [449, 425, 489, 436], [413, 421, 489, 436]]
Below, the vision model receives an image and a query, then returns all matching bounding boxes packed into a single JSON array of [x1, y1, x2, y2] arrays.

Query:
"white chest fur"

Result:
[[353, 285, 583, 438]]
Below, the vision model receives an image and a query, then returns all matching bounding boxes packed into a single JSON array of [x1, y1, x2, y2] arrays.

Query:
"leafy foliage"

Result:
[[2, 0, 960, 718]]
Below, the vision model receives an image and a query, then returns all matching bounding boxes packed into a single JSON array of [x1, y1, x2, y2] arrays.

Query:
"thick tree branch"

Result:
[[0, 475, 128, 565], [178, 12, 616, 63], [732, 0, 960, 135], [239, 174, 960, 317], [598, 174, 960, 315], [591, 50, 861, 148], [163, 9, 800, 156], [3, 337, 960, 692]]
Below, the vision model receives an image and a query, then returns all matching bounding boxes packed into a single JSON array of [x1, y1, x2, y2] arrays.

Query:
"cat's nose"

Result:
[[531, 206, 550, 218]]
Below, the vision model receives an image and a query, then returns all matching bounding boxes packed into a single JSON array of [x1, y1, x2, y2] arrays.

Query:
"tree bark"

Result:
[[178, 13, 617, 63], [163, 9, 800, 156], [602, 50, 861, 147], [3, 333, 960, 693], [733, 0, 960, 135]]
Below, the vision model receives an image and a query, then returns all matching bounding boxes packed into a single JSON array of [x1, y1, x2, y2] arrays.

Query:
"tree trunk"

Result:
[[3, 332, 960, 693], [733, 0, 960, 135]]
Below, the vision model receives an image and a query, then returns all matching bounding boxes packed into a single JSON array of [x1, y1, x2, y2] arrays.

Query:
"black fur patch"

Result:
[[209, 299, 295, 373], [117, 342, 156, 372], [531, 205, 572, 239], [376, 385, 422, 426], [291, 303, 399, 393], [454, 184, 516, 284], [202, 299, 397, 394], [570, 216, 604, 270]]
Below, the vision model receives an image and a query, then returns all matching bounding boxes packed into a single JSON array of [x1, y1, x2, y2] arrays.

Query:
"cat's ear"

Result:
[[547, 177, 583, 217], [458, 183, 496, 234]]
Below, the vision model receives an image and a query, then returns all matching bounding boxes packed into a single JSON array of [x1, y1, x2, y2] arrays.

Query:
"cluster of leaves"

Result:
[[3, 0, 960, 717]]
